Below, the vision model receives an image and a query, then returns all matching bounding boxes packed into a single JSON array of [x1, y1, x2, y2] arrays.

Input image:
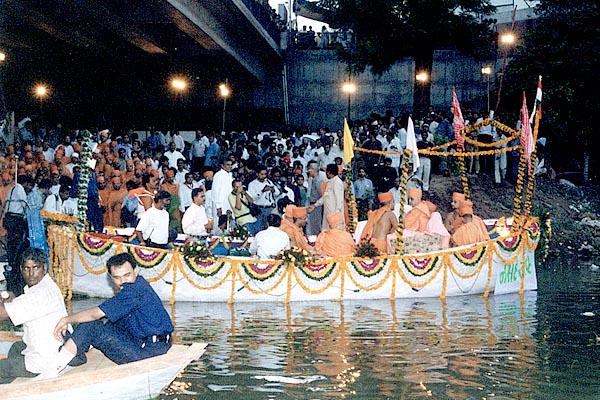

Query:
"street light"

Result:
[[481, 66, 492, 113], [0, 52, 5, 62], [34, 84, 49, 99], [499, 32, 516, 45], [415, 71, 429, 83], [170, 77, 188, 93], [218, 81, 231, 132], [341, 81, 356, 121]]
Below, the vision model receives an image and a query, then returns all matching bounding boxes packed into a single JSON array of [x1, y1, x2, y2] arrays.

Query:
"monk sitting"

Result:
[[451, 200, 490, 246], [360, 192, 397, 254], [280, 206, 314, 253], [315, 212, 356, 257], [444, 192, 466, 234], [405, 188, 450, 248]]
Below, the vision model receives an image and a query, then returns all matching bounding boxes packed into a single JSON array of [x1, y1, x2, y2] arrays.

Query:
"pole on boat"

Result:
[[394, 150, 411, 254]]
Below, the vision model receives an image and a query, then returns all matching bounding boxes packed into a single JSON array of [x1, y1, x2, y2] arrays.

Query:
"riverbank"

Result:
[[427, 173, 600, 268]]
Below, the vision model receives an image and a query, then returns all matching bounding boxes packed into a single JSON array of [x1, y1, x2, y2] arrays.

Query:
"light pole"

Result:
[[33, 83, 49, 134], [341, 81, 356, 122], [169, 76, 188, 131], [495, 31, 517, 112], [415, 71, 429, 115], [481, 66, 492, 114], [0, 51, 6, 116], [218, 81, 231, 133]]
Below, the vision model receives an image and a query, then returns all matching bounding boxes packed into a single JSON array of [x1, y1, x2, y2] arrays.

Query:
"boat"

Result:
[[0, 332, 206, 400], [43, 115, 543, 303], [44, 215, 540, 303]]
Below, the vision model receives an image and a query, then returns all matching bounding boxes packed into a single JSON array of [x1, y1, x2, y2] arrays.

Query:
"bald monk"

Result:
[[280, 206, 314, 253], [107, 177, 128, 227], [360, 192, 398, 254], [405, 188, 451, 248], [451, 200, 490, 246], [444, 192, 466, 234], [315, 212, 356, 257]]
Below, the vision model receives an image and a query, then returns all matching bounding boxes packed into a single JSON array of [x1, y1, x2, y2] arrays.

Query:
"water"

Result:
[[38, 266, 600, 398]]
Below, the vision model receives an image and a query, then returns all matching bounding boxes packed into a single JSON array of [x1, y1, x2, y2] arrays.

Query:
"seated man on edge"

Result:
[[360, 192, 398, 254], [280, 205, 314, 253], [46, 252, 174, 378], [451, 200, 490, 247], [0, 248, 69, 383], [315, 212, 356, 257], [404, 188, 451, 248], [250, 214, 290, 259], [444, 192, 466, 234]]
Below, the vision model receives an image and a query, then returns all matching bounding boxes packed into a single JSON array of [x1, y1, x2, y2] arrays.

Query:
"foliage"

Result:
[[277, 246, 312, 267], [354, 239, 381, 258], [316, 0, 496, 75], [501, 0, 600, 170], [179, 240, 215, 263]]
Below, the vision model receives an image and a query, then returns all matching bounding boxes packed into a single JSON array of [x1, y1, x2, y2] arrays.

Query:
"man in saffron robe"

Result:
[[451, 200, 489, 246], [280, 206, 313, 253], [315, 212, 356, 257], [405, 188, 451, 248], [360, 192, 397, 254], [97, 175, 111, 227], [107, 177, 128, 228], [444, 192, 466, 234]]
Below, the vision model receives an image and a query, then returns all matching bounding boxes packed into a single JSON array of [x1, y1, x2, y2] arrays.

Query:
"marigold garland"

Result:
[[77, 233, 114, 256], [401, 255, 441, 277], [127, 246, 168, 268]]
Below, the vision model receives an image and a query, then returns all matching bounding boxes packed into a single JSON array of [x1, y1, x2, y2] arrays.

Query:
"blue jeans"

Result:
[[70, 320, 171, 365], [244, 219, 262, 236], [257, 207, 273, 231]]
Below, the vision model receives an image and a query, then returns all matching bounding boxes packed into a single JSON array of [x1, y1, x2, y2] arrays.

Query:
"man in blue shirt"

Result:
[[42, 252, 173, 378]]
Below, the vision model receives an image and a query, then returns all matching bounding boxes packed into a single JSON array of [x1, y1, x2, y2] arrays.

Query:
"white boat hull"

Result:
[[47, 219, 540, 303]]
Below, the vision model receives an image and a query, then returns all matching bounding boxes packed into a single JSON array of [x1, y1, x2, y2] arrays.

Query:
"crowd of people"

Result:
[[0, 110, 518, 290]]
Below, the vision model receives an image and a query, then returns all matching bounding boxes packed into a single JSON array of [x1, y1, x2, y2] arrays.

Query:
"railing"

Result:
[[238, 0, 284, 44]]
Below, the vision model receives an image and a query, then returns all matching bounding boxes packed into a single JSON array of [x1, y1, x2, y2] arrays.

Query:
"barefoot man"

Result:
[[360, 192, 398, 254]]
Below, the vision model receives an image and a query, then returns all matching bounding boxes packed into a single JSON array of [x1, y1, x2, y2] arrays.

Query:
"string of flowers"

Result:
[[76, 129, 92, 230], [456, 147, 471, 200], [523, 151, 538, 218], [511, 148, 527, 231], [179, 240, 216, 263], [394, 150, 411, 254], [354, 145, 520, 158], [345, 164, 358, 233]]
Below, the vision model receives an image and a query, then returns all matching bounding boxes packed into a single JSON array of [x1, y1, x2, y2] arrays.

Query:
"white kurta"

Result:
[[315, 175, 345, 230], [211, 169, 233, 215]]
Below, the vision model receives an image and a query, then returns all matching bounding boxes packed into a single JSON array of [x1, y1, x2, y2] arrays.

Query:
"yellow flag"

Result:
[[342, 118, 354, 164]]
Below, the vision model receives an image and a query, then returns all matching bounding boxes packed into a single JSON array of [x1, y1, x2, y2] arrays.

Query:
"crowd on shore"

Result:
[[0, 110, 523, 289]]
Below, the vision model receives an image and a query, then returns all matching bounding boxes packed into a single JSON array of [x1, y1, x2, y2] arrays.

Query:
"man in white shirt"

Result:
[[174, 159, 189, 185], [212, 159, 234, 217], [135, 190, 171, 249], [317, 143, 336, 170], [247, 165, 280, 230], [61, 193, 78, 216], [171, 131, 185, 152], [0, 248, 70, 383], [42, 141, 55, 163], [164, 142, 185, 168], [309, 163, 345, 231], [178, 173, 195, 212], [182, 188, 213, 237], [190, 131, 209, 172], [250, 214, 290, 259], [43, 184, 70, 214]]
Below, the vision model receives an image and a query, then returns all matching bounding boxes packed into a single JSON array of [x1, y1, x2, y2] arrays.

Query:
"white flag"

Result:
[[406, 116, 420, 172]]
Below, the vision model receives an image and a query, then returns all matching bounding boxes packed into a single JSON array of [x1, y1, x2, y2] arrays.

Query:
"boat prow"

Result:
[[1, 342, 207, 400]]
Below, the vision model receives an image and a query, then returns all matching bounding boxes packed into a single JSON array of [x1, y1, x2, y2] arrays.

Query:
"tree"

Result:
[[315, 0, 496, 112], [501, 0, 600, 179]]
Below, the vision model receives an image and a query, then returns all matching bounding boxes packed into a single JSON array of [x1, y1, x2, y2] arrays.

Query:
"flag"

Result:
[[520, 92, 534, 169], [451, 86, 465, 147], [406, 116, 420, 172], [342, 118, 354, 164], [529, 75, 542, 125]]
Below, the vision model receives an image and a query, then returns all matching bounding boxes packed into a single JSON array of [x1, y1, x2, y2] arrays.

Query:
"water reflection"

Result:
[[157, 293, 542, 399]]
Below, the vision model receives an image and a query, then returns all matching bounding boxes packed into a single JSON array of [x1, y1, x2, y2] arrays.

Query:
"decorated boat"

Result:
[[43, 108, 545, 304], [0, 331, 206, 400]]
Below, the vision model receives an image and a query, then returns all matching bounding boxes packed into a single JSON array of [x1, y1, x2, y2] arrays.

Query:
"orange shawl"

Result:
[[280, 219, 313, 252], [315, 229, 356, 257], [405, 202, 430, 232], [451, 219, 489, 246]]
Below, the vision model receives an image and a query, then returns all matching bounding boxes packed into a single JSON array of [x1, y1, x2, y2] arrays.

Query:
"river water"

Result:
[[70, 266, 600, 399]]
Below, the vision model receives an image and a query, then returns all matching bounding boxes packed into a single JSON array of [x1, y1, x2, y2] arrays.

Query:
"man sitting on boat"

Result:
[[134, 190, 172, 249], [250, 214, 290, 259], [360, 192, 398, 254], [280, 205, 314, 253], [404, 188, 451, 248], [0, 248, 70, 383], [315, 212, 356, 257], [444, 192, 466, 234], [451, 200, 490, 247], [47, 252, 174, 379]]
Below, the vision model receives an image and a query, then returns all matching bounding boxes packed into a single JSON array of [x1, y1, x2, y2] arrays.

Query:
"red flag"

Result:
[[521, 92, 534, 170], [452, 87, 465, 147]]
